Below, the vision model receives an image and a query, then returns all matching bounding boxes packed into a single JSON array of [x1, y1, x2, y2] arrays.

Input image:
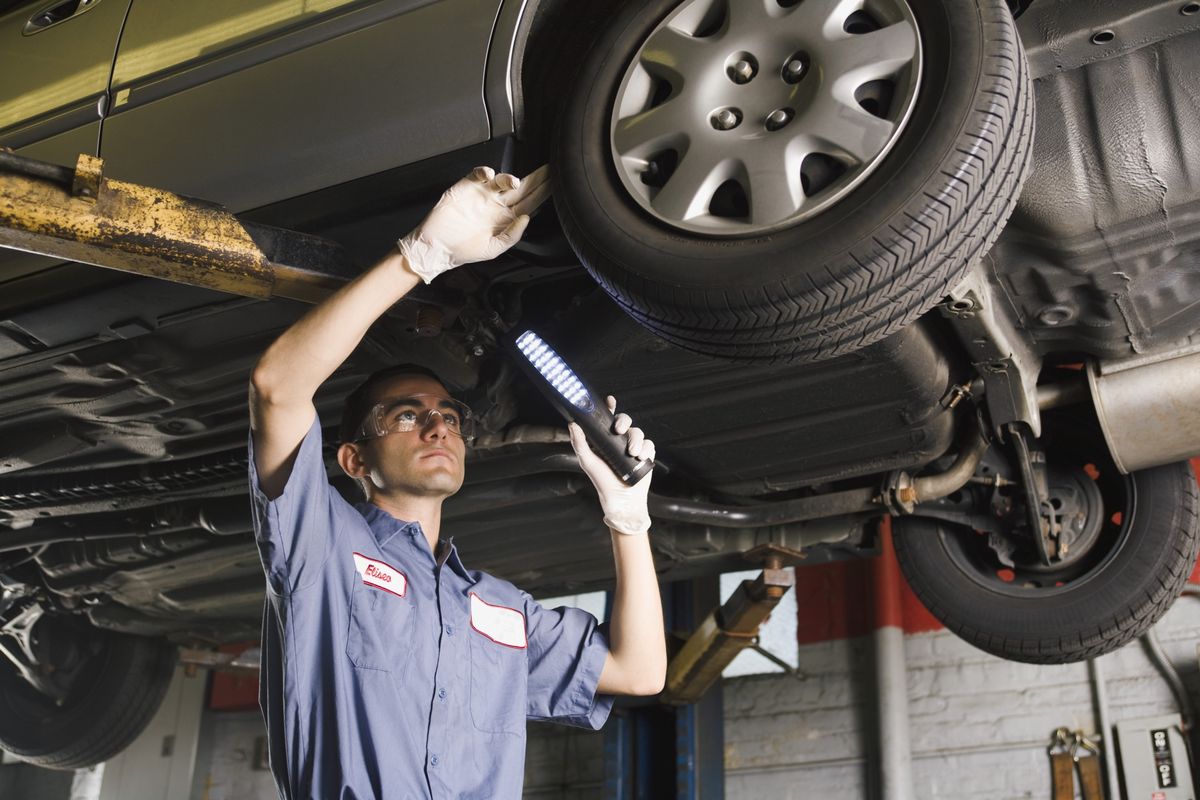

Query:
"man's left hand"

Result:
[[568, 396, 654, 536]]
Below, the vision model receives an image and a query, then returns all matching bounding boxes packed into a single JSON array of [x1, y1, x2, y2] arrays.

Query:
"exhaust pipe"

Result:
[[1087, 350, 1200, 474]]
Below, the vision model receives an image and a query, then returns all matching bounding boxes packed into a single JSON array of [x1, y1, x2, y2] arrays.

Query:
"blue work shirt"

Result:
[[248, 416, 614, 799]]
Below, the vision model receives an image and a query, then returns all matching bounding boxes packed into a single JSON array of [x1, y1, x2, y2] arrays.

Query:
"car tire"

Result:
[[552, 0, 1034, 362], [892, 441, 1200, 664], [0, 629, 177, 769]]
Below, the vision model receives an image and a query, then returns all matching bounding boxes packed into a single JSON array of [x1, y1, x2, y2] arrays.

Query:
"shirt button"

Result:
[[437, 688, 447, 700], [430, 755, 439, 767], [445, 625, 454, 636]]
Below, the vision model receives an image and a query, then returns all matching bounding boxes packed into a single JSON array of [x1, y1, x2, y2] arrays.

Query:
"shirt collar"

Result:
[[354, 502, 474, 583], [355, 501, 418, 548], [434, 537, 472, 582]]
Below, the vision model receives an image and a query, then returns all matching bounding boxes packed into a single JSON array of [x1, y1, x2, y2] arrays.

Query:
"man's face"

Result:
[[349, 374, 467, 499]]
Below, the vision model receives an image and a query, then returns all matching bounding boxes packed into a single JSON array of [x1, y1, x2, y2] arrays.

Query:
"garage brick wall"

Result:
[[523, 589, 1200, 799], [723, 593, 1199, 799]]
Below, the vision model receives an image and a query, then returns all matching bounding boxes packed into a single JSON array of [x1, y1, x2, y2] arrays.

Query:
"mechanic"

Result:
[[247, 165, 667, 799]]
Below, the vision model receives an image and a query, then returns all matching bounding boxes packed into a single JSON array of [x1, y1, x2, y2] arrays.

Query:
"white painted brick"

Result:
[[913, 746, 1047, 799], [493, 589, 1200, 798], [727, 762, 866, 800], [195, 713, 282, 800], [524, 723, 605, 788]]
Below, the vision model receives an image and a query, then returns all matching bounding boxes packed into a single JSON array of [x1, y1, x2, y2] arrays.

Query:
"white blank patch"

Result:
[[470, 593, 527, 648]]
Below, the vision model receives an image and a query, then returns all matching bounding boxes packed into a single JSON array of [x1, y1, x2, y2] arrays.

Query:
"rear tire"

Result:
[[893, 441, 1200, 663], [0, 627, 176, 769]]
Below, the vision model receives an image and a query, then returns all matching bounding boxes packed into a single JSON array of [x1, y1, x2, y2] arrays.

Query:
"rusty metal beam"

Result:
[[0, 151, 352, 304]]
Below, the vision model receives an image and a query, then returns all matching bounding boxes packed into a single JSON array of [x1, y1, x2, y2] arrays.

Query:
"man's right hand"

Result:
[[398, 164, 551, 283]]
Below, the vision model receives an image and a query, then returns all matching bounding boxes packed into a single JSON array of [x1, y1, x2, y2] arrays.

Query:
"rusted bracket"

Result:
[[0, 151, 352, 304], [178, 645, 262, 677]]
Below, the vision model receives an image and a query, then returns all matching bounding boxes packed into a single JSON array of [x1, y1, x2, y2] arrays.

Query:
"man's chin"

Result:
[[417, 470, 465, 496], [382, 463, 464, 497]]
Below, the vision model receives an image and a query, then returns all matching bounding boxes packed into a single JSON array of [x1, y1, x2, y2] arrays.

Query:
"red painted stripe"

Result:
[[877, 517, 942, 634], [207, 641, 260, 711], [795, 557, 874, 644], [796, 518, 944, 645], [898, 565, 944, 635]]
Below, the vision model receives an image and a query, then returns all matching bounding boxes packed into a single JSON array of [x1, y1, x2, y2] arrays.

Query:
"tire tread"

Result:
[[559, 0, 1036, 362], [895, 463, 1200, 664]]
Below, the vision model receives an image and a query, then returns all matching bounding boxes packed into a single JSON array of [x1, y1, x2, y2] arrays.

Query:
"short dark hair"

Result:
[[338, 364, 449, 444]]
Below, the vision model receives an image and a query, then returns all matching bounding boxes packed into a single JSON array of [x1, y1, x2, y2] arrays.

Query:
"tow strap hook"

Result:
[[1049, 727, 1106, 800]]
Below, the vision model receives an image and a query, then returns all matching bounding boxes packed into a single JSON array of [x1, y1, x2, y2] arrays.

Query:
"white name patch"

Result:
[[470, 593, 527, 649], [352, 552, 407, 598]]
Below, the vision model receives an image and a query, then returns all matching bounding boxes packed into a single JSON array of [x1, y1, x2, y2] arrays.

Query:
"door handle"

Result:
[[23, 0, 101, 35]]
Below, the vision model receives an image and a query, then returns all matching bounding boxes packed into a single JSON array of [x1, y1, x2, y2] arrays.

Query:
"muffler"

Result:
[[1087, 350, 1200, 474]]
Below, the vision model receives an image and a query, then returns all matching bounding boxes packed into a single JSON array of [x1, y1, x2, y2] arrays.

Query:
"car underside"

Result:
[[1, 0, 1199, 770]]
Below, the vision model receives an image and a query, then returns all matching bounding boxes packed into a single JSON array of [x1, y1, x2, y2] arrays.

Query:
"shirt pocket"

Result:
[[345, 578, 415, 673], [468, 628, 527, 735]]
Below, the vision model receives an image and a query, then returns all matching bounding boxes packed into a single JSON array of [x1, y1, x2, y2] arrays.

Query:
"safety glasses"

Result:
[[354, 394, 475, 442]]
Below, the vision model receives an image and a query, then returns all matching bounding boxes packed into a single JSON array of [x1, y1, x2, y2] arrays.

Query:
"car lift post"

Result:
[[604, 550, 795, 799], [668, 576, 728, 800], [603, 577, 727, 800]]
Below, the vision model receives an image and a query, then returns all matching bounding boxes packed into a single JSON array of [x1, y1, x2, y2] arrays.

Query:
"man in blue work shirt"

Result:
[[248, 165, 667, 799]]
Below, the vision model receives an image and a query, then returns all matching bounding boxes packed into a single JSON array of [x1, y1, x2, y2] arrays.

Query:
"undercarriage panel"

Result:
[[991, 27, 1200, 357]]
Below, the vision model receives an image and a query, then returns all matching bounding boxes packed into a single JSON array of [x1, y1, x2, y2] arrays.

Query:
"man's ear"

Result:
[[337, 441, 368, 479]]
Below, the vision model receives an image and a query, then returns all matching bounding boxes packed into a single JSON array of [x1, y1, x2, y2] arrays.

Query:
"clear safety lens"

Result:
[[356, 394, 475, 441]]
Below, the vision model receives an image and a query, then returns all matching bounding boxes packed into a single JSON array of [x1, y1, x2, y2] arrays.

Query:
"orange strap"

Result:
[[1076, 750, 1105, 800], [1051, 752, 1075, 800], [1049, 727, 1075, 800]]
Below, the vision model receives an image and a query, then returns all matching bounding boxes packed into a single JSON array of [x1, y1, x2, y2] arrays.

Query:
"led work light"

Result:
[[511, 330, 654, 485]]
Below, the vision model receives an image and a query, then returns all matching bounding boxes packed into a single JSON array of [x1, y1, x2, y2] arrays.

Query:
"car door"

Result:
[[99, 0, 503, 213], [0, 0, 131, 162], [0, 0, 132, 293]]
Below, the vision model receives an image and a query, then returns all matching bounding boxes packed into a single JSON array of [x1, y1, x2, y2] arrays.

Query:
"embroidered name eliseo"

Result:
[[352, 553, 407, 597]]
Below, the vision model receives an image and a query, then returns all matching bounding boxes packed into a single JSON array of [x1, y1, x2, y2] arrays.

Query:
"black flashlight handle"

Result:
[[507, 336, 654, 486], [567, 394, 655, 486]]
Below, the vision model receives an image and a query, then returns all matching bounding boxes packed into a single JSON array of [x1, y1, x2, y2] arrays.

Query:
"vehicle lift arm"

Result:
[[0, 151, 350, 303]]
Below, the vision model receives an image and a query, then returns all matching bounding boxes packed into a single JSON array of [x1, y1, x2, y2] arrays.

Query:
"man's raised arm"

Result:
[[248, 166, 550, 499], [569, 398, 668, 696]]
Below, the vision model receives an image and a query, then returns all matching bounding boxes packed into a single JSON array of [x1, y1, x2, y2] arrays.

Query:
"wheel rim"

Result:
[[609, 0, 923, 236], [939, 462, 1135, 599], [0, 617, 107, 723]]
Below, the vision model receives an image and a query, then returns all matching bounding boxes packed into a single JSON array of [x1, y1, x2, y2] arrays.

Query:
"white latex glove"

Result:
[[568, 396, 655, 536], [397, 164, 551, 283]]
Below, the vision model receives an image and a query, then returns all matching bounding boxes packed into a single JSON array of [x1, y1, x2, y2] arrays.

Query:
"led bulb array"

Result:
[[515, 331, 592, 410]]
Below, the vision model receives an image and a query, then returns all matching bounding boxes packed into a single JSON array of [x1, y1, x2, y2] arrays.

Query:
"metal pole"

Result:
[[873, 520, 915, 800], [603, 714, 633, 800], [671, 578, 724, 800], [1088, 656, 1121, 800]]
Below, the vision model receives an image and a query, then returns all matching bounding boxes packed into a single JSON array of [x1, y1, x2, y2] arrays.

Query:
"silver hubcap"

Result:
[[610, 0, 922, 236]]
